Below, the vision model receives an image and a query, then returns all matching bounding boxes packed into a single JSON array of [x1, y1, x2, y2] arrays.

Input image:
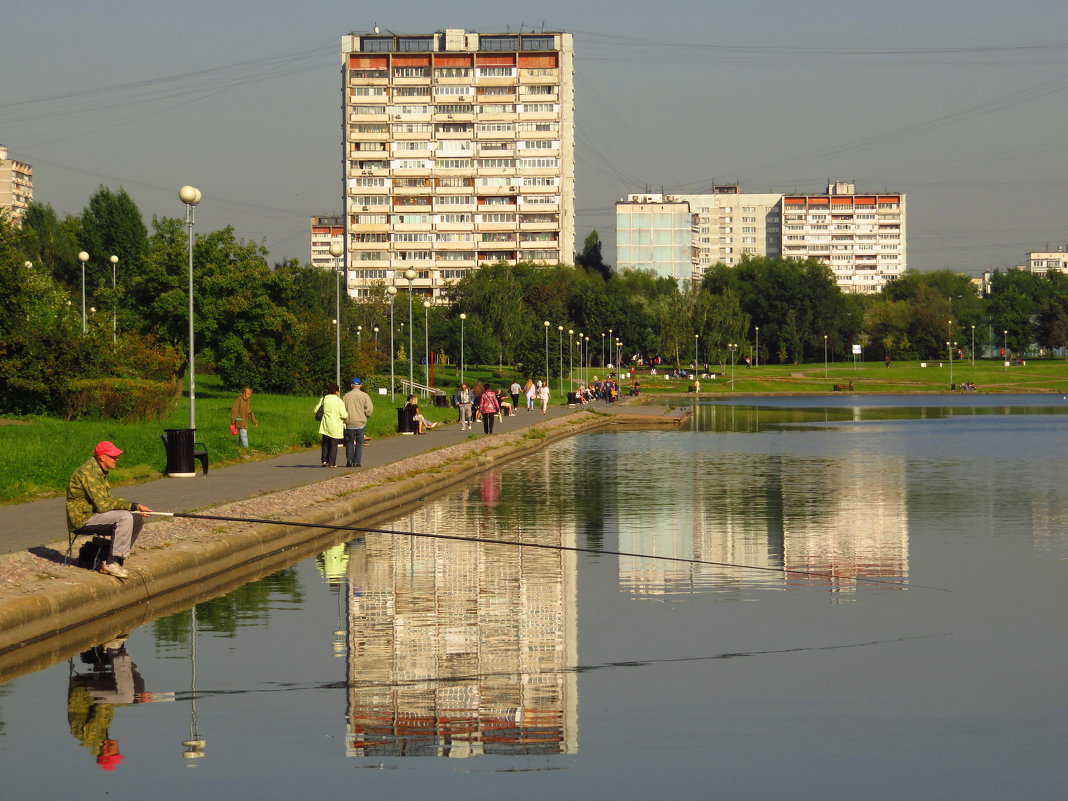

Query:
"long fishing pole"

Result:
[[146, 511, 945, 592]]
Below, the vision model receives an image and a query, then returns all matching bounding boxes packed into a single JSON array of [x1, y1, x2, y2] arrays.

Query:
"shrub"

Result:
[[63, 378, 179, 421]]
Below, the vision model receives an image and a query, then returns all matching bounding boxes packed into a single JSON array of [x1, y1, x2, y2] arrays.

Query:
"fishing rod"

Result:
[[146, 511, 945, 592]]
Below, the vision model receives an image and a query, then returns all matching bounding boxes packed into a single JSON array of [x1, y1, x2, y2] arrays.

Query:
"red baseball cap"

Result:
[[94, 441, 123, 458]]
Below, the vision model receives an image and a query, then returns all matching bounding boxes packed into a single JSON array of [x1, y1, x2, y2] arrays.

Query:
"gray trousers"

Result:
[[458, 403, 474, 427], [75, 510, 144, 560]]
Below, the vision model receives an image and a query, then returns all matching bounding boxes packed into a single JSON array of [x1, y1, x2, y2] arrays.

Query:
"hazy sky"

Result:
[[6, 0, 1068, 275]]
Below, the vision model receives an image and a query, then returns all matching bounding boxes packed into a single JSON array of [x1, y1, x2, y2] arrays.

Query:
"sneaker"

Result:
[[99, 561, 129, 579]]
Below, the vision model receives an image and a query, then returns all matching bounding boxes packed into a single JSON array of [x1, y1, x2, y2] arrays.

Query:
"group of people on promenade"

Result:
[[314, 378, 375, 468]]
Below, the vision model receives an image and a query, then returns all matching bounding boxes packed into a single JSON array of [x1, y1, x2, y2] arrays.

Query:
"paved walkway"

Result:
[[0, 398, 682, 556]]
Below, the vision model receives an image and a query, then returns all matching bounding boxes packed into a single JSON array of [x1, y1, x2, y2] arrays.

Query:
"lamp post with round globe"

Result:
[[423, 300, 431, 386], [460, 313, 467, 385], [78, 251, 89, 334], [557, 325, 563, 395], [543, 321, 550, 387], [179, 186, 202, 430], [329, 242, 344, 388], [404, 269, 417, 391], [109, 255, 119, 343], [386, 286, 398, 400]]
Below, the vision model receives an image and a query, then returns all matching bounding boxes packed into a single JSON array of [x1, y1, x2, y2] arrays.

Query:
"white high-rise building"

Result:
[[615, 181, 906, 293], [340, 28, 575, 300]]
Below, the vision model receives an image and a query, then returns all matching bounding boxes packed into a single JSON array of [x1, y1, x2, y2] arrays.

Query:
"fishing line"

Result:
[[147, 511, 946, 592]]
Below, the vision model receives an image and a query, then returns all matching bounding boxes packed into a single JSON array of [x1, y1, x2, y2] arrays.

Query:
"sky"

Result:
[[5, 0, 1068, 276]]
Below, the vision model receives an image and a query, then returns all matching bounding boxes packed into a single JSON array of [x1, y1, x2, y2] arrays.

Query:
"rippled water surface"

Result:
[[3, 395, 1068, 799]]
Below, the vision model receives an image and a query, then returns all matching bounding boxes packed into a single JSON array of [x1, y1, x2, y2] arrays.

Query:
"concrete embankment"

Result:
[[0, 404, 688, 682]]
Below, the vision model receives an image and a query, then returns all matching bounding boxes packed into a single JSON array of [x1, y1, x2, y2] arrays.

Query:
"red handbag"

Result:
[[229, 423, 238, 435]]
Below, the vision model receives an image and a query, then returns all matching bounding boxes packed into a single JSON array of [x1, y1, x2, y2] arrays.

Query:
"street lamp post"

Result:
[[601, 332, 605, 370], [460, 313, 467, 385], [109, 255, 119, 344], [405, 269, 416, 391], [948, 340, 954, 388], [824, 335, 828, 377], [543, 320, 550, 386], [1003, 329, 1008, 370], [387, 286, 397, 400], [557, 325, 563, 395], [423, 300, 431, 387], [373, 326, 379, 345], [357, 325, 362, 346], [728, 343, 737, 388], [694, 333, 699, 374], [78, 251, 89, 334], [585, 336, 590, 385], [755, 326, 759, 368], [971, 325, 975, 366], [179, 185, 202, 431], [568, 329, 574, 390], [329, 242, 344, 388]]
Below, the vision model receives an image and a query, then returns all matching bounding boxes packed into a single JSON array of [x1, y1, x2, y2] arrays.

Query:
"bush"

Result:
[[63, 378, 179, 421]]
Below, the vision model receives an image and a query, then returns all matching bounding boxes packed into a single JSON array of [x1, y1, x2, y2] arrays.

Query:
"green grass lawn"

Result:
[[3, 360, 1065, 505]]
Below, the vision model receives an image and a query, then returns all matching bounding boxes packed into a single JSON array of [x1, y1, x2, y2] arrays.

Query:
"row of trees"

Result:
[[3, 188, 1067, 417]]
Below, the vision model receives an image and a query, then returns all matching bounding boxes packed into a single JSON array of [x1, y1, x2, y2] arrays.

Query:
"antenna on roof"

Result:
[[373, 22, 379, 33]]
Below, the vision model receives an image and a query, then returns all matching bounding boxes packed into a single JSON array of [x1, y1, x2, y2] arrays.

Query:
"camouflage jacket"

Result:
[[66, 457, 134, 532]]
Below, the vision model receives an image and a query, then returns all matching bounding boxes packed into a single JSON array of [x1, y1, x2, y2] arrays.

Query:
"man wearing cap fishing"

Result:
[[342, 377, 374, 468], [66, 441, 152, 578]]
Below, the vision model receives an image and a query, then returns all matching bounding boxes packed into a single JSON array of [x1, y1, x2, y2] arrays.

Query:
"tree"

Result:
[[575, 230, 612, 281], [17, 202, 81, 287]]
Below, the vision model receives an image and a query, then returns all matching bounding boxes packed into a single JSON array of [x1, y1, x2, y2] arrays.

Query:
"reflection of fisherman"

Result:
[[67, 637, 171, 770]]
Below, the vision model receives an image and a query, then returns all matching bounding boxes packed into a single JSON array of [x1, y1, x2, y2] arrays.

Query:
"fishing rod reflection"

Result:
[[341, 471, 579, 758]]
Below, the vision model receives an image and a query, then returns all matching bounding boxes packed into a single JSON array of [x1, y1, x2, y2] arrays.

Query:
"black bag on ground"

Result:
[[78, 537, 110, 569]]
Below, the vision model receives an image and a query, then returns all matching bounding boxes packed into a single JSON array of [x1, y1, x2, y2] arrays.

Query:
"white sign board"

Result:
[[851, 344, 862, 355]]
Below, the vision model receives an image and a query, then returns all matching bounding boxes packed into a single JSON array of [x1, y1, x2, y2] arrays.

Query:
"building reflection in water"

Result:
[[343, 470, 578, 757], [614, 438, 908, 598]]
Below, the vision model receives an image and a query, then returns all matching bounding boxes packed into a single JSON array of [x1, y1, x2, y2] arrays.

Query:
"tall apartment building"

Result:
[[0, 145, 33, 227], [615, 195, 694, 282], [782, 182, 906, 294], [340, 28, 575, 299], [1025, 249, 1068, 276], [310, 215, 345, 270], [615, 182, 906, 294]]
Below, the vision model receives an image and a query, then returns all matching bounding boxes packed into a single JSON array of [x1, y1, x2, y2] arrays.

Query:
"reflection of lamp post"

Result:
[[181, 604, 206, 763], [543, 320, 550, 385], [329, 242, 344, 388], [179, 185, 202, 431], [460, 313, 467, 385], [109, 255, 119, 344], [78, 251, 89, 334], [404, 269, 416, 391], [423, 300, 431, 386], [387, 286, 397, 400], [824, 334, 828, 377]]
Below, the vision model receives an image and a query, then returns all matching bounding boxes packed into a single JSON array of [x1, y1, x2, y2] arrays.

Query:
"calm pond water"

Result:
[[3, 394, 1068, 799]]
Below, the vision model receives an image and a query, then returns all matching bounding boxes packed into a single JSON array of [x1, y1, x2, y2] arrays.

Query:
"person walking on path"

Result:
[[537, 381, 551, 414], [230, 387, 258, 448], [509, 380, 521, 412], [342, 377, 374, 467], [316, 383, 347, 467], [454, 383, 475, 430], [66, 441, 152, 578], [524, 379, 535, 411], [479, 386, 501, 434]]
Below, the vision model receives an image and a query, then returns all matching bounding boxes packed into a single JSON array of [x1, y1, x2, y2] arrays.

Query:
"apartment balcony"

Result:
[[480, 220, 520, 232], [433, 111, 475, 123], [349, 221, 389, 232], [519, 69, 560, 81], [519, 201, 560, 213], [392, 76, 432, 86], [348, 128, 389, 141], [435, 239, 478, 250], [518, 219, 557, 231], [477, 147, 515, 158], [435, 128, 475, 139], [433, 221, 474, 232], [349, 111, 388, 122], [519, 238, 558, 249], [391, 220, 433, 232], [475, 129, 517, 140], [392, 203, 433, 213], [390, 168, 432, 178]]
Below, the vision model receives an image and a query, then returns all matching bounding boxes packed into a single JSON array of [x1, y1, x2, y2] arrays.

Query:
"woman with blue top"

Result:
[[315, 383, 348, 467]]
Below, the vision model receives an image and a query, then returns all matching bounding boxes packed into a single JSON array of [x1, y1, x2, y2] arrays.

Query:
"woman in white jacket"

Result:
[[316, 383, 348, 467]]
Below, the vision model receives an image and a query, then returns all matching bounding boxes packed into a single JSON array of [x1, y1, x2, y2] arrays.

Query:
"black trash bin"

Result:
[[162, 428, 196, 477], [566, 391, 579, 405], [432, 392, 449, 408], [397, 406, 416, 434]]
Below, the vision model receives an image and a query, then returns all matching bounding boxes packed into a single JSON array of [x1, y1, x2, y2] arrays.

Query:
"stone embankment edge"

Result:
[[0, 412, 622, 678]]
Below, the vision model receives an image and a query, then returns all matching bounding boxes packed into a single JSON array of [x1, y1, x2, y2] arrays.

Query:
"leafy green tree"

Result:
[[17, 202, 81, 287], [575, 230, 612, 281]]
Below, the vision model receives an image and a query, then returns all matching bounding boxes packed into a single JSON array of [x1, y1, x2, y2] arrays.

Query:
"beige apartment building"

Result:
[[0, 146, 33, 227], [339, 28, 575, 300], [310, 215, 345, 270], [1025, 250, 1068, 276], [616, 181, 906, 294]]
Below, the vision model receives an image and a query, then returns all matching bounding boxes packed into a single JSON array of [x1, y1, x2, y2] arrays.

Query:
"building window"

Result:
[[394, 86, 430, 97], [351, 86, 386, 96], [517, 158, 557, 168], [521, 36, 554, 51], [478, 104, 515, 114], [520, 103, 556, 113], [435, 159, 473, 169], [435, 195, 476, 205], [477, 158, 515, 169], [361, 37, 392, 51], [480, 35, 519, 51], [481, 213, 516, 223], [397, 37, 433, 52], [393, 67, 430, 78]]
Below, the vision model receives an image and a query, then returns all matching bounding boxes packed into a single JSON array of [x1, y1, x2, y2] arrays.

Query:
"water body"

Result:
[[2, 395, 1067, 799]]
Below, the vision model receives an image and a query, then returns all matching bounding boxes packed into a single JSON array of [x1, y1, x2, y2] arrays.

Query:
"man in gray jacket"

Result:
[[342, 377, 375, 467]]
